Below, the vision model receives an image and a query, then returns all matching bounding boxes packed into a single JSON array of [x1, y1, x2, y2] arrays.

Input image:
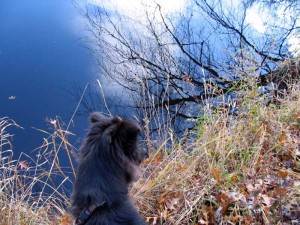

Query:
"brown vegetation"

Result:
[[1, 80, 299, 224], [131, 81, 300, 224]]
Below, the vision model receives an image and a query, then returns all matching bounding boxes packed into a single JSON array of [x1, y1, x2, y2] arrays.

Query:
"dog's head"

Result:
[[89, 112, 148, 166]]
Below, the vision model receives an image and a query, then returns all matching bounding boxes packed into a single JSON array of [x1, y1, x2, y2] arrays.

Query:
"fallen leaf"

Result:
[[216, 193, 231, 206], [146, 217, 158, 225], [279, 131, 288, 146], [165, 197, 180, 211], [229, 214, 242, 223], [8, 96, 16, 100], [60, 214, 73, 225], [19, 161, 29, 170], [246, 183, 262, 196], [212, 167, 221, 184], [261, 194, 274, 208], [230, 174, 239, 183], [144, 152, 164, 164], [176, 165, 188, 172], [279, 170, 288, 179], [273, 185, 287, 197]]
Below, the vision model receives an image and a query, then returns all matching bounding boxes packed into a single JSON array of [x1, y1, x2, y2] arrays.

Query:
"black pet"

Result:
[[70, 113, 148, 225]]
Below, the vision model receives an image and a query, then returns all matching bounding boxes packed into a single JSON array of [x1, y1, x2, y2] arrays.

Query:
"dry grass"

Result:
[[132, 82, 300, 224], [0, 117, 76, 225], [0, 81, 299, 224]]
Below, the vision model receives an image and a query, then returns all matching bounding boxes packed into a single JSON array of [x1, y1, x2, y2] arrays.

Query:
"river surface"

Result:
[[0, 0, 97, 157]]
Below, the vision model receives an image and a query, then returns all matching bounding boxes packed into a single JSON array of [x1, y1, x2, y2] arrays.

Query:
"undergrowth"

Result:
[[0, 81, 299, 224], [0, 117, 76, 225], [131, 82, 300, 224]]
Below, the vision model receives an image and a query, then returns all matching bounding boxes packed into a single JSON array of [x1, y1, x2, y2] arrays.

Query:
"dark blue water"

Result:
[[0, 0, 95, 156]]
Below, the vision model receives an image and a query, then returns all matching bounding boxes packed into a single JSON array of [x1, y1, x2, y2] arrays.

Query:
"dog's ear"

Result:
[[105, 116, 123, 143], [90, 113, 120, 132], [91, 113, 123, 143], [90, 113, 122, 126], [90, 112, 110, 124], [108, 116, 123, 134]]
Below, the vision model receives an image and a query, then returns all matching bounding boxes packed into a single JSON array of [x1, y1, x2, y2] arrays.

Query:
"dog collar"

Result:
[[74, 201, 105, 225]]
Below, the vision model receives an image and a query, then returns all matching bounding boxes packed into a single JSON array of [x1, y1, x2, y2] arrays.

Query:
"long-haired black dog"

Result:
[[70, 112, 148, 225]]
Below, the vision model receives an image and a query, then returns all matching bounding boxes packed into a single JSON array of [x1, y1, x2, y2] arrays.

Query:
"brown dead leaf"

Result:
[[293, 111, 300, 121], [279, 170, 288, 179], [149, 152, 164, 164], [202, 206, 215, 223], [254, 156, 263, 172], [165, 197, 180, 211], [273, 185, 287, 197], [216, 193, 231, 206], [279, 131, 288, 146], [158, 191, 184, 221], [261, 194, 274, 208], [246, 183, 255, 193], [230, 174, 239, 183], [215, 193, 234, 215], [229, 214, 242, 223], [246, 183, 262, 196], [242, 165, 250, 174], [244, 214, 253, 225], [176, 165, 188, 172], [60, 214, 73, 225], [228, 192, 247, 205], [212, 167, 221, 184], [146, 217, 158, 225]]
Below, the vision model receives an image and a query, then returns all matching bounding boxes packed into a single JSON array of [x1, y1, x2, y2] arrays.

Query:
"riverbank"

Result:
[[1, 81, 299, 224]]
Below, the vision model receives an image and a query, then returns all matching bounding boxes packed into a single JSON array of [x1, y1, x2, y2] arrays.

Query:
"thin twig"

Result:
[[97, 79, 112, 116]]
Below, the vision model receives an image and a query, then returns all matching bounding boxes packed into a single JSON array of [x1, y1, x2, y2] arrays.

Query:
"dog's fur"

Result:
[[70, 113, 148, 225]]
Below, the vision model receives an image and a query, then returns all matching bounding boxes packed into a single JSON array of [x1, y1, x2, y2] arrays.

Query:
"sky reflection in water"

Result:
[[0, 0, 96, 156]]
